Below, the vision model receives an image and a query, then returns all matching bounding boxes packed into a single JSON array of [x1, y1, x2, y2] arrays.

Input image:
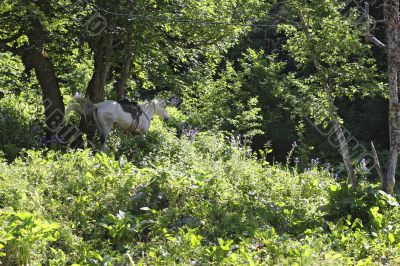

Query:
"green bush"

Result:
[[0, 93, 43, 161], [1, 119, 400, 264], [0, 209, 60, 265]]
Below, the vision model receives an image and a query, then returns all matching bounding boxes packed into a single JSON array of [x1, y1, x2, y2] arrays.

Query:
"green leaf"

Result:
[[388, 233, 395, 244]]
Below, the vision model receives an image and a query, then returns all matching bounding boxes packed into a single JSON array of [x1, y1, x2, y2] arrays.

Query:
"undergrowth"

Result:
[[1, 115, 400, 265]]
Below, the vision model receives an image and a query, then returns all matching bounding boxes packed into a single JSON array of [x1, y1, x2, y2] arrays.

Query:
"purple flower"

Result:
[[293, 157, 299, 164], [360, 158, 368, 172], [311, 158, 320, 165], [334, 173, 339, 179], [183, 126, 198, 141], [324, 163, 331, 172], [171, 96, 180, 106], [190, 127, 198, 139]]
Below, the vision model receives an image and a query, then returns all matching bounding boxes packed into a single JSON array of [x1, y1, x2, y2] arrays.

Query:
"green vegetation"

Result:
[[1, 0, 400, 264], [1, 116, 400, 265]]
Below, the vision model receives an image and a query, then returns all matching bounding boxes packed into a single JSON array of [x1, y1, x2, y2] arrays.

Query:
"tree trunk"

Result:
[[21, 50, 65, 137], [87, 35, 114, 103], [324, 86, 357, 187], [383, 0, 399, 194], [114, 51, 133, 101], [77, 35, 114, 144], [19, 13, 65, 138], [333, 119, 357, 186]]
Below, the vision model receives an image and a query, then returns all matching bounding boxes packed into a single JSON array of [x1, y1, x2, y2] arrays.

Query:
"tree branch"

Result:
[[371, 141, 384, 183], [363, 2, 387, 49], [0, 28, 25, 53], [365, 33, 387, 48]]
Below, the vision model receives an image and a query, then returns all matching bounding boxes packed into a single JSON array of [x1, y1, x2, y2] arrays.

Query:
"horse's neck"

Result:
[[140, 102, 155, 120]]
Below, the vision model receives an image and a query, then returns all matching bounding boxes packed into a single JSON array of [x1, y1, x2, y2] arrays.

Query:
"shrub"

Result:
[[1, 120, 400, 264], [0, 94, 43, 161], [0, 209, 60, 265]]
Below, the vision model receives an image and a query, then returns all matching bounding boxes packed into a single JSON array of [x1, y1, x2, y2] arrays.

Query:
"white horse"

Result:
[[68, 94, 169, 151]]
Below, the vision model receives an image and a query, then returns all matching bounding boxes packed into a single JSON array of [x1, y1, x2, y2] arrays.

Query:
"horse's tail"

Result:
[[66, 94, 96, 119]]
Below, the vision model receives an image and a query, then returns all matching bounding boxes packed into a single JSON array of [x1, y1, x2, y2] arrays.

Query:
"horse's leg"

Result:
[[93, 108, 105, 151], [93, 108, 100, 130], [98, 113, 115, 152], [100, 132, 108, 152]]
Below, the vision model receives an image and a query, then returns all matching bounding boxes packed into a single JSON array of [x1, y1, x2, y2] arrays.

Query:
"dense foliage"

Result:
[[1, 117, 400, 265], [1, 0, 399, 264], [0, 0, 390, 164]]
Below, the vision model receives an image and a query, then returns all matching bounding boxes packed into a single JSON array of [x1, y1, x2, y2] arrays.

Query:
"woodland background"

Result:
[[1, 0, 400, 265]]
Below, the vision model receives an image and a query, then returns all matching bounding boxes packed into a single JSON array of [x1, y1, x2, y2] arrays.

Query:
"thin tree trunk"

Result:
[[114, 52, 133, 100], [114, 30, 134, 101], [383, 0, 399, 194], [324, 86, 356, 187], [371, 142, 385, 184], [333, 120, 357, 186]]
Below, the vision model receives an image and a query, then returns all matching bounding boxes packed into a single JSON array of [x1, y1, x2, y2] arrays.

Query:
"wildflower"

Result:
[[293, 157, 299, 164], [292, 141, 298, 148], [119, 156, 127, 167], [171, 96, 180, 106], [360, 158, 369, 172], [183, 126, 198, 141], [311, 158, 320, 165], [334, 173, 339, 179], [324, 163, 331, 172], [189, 127, 198, 141]]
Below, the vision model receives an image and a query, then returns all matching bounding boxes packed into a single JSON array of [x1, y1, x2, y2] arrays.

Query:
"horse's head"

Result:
[[152, 99, 169, 122]]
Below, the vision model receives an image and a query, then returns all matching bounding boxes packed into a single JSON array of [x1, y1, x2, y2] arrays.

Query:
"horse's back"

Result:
[[96, 100, 117, 109]]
